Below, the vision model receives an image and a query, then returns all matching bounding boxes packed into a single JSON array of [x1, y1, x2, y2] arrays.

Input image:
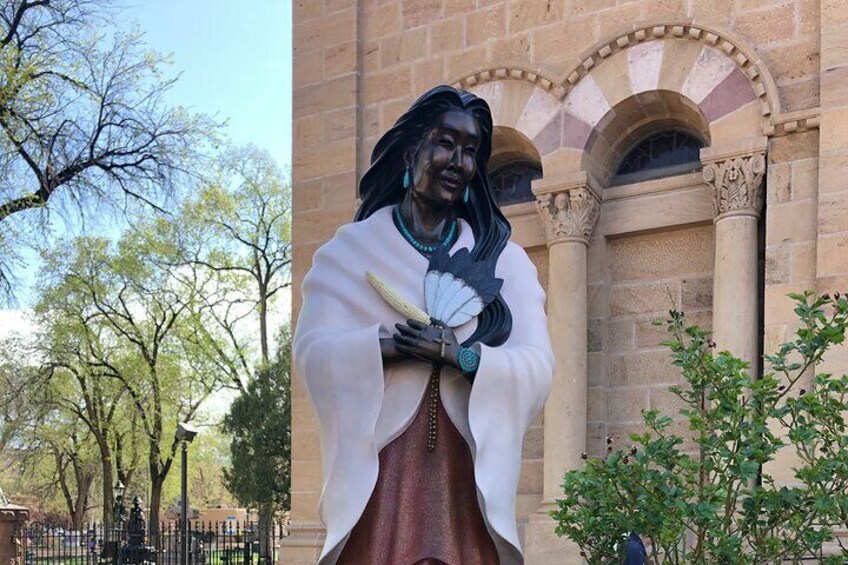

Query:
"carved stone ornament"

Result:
[[535, 186, 601, 244], [702, 151, 766, 219], [0, 505, 28, 565]]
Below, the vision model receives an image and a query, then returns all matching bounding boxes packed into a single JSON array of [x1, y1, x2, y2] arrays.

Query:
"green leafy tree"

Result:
[[0, 0, 217, 298], [0, 338, 31, 461], [129, 146, 291, 557], [38, 235, 223, 538], [31, 272, 142, 526], [223, 327, 291, 560], [45, 427, 98, 528], [0, 349, 98, 526], [157, 145, 292, 374], [553, 292, 848, 564], [187, 432, 237, 509]]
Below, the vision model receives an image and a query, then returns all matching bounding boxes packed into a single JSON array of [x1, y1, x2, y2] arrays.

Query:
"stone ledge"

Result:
[[765, 108, 821, 137], [700, 136, 768, 163], [524, 501, 582, 565], [278, 520, 325, 565], [0, 506, 28, 521], [531, 171, 601, 200]]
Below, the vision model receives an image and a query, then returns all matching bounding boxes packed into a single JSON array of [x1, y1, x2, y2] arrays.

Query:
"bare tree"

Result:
[[0, 0, 217, 296], [173, 146, 292, 366]]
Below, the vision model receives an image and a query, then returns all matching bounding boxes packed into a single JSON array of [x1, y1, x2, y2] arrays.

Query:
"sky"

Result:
[[121, 0, 292, 166], [0, 0, 292, 335]]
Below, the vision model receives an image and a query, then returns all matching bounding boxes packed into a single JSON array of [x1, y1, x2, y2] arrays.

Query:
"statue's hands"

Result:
[[393, 318, 462, 369], [379, 336, 405, 364]]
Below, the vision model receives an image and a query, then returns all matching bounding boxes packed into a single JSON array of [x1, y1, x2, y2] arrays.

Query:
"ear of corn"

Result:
[[366, 271, 430, 325]]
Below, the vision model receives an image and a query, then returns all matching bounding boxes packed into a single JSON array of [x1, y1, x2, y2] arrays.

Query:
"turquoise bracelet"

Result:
[[457, 347, 480, 374]]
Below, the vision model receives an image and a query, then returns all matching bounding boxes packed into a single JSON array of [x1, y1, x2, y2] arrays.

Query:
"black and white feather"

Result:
[[423, 247, 503, 327]]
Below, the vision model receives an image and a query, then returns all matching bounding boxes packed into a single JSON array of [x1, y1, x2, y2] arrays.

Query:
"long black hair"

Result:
[[355, 85, 513, 347]]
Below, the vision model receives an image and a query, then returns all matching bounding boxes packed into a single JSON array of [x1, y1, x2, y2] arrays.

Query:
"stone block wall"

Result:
[[289, 2, 361, 562], [763, 129, 820, 485], [764, 131, 819, 346], [357, 0, 820, 169], [589, 225, 715, 457], [816, 1, 848, 377], [521, 245, 549, 542], [288, 0, 833, 561]]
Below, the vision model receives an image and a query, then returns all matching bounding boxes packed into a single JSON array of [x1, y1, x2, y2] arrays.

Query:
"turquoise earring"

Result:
[[403, 167, 411, 190], [463, 185, 470, 204]]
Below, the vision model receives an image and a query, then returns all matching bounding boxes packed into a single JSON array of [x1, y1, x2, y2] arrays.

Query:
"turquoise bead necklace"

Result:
[[394, 205, 457, 254]]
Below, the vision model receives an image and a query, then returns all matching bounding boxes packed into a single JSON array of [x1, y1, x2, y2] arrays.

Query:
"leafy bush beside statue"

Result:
[[553, 292, 848, 564]]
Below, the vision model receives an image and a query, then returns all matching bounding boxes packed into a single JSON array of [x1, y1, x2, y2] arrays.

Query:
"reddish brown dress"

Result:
[[337, 384, 500, 564]]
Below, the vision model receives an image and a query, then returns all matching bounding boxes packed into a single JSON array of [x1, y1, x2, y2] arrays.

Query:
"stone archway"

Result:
[[454, 21, 781, 119], [463, 76, 563, 158], [454, 22, 785, 565], [582, 89, 711, 186], [454, 22, 785, 182]]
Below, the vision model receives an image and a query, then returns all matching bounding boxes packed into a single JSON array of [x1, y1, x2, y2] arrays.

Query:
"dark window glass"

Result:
[[489, 161, 543, 206], [613, 130, 704, 185]]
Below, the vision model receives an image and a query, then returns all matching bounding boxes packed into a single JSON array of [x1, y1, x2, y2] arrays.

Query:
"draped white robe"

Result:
[[294, 206, 554, 564]]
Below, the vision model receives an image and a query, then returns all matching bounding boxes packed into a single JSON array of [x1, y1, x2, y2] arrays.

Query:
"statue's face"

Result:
[[409, 110, 481, 207]]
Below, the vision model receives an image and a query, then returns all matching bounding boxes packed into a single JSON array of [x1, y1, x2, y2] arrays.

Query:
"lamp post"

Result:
[[176, 423, 199, 565], [114, 481, 126, 523], [111, 480, 126, 565]]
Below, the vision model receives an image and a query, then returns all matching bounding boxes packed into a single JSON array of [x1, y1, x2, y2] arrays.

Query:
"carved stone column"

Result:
[[525, 173, 601, 565], [0, 505, 28, 565], [701, 139, 767, 368]]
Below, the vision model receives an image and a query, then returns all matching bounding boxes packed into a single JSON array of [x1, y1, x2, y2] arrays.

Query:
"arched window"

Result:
[[488, 126, 543, 206], [490, 161, 543, 206], [613, 130, 704, 186]]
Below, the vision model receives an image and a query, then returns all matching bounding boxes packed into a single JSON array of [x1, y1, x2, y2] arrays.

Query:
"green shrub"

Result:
[[552, 292, 848, 564]]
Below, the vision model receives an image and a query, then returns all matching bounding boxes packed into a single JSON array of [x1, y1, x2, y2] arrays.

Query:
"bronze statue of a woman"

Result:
[[295, 86, 554, 564]]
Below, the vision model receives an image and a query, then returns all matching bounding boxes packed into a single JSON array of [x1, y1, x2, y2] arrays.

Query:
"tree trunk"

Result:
[[55, 454, 76, 526], [115, 434, 133, 488], [70, 474, 92, 530], [149, 477, 163, 547], [56, 452, 94, 529], [258, 502, 273, 562], [70, 458, 93, 530], [116, 415, 142, 489], [259, 284, 269, 364], [101, 453, 115, 528]]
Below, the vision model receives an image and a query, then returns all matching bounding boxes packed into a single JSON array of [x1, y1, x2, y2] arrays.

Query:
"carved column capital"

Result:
[[702, 146, 767, 220], [533, 178, 601, 246]]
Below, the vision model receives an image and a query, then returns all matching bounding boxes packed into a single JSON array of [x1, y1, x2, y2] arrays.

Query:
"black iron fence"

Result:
[[20, 521, 287, 565]]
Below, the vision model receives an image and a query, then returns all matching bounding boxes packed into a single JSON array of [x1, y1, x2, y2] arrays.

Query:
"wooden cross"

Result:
[[434, 328, 448, 360]]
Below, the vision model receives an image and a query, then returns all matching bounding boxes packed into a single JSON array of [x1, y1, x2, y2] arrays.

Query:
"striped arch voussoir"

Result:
[[565, 23, 777, 122], [452, 67, 565, 101], [453, 22, 815, 138]]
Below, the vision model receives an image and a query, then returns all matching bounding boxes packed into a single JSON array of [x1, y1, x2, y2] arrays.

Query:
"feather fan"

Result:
[[424, 247, 502, 327], [367, 247, 503, 328]]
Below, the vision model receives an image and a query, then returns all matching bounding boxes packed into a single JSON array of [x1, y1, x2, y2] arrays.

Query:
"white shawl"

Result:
[[294, 206, 554, 564]]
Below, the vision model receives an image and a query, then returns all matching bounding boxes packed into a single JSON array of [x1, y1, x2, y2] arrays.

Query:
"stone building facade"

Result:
[[286, 1, 848, 563]]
